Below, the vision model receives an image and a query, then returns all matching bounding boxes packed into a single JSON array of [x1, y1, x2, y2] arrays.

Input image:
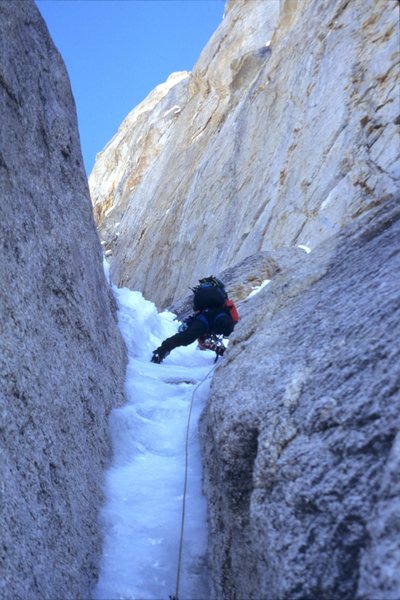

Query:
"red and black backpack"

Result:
[[192, 276, 240, 324], [192, 276, 227, 311]]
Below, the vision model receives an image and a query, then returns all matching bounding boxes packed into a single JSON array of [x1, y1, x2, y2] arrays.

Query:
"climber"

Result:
[[151, 276, 239, 364]]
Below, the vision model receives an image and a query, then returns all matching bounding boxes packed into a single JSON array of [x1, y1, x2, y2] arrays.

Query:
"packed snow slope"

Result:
[[90, 0, 399, 308], [0, 2, 126, 599], [94, 271, 214, 600], [201, 197, 400, 600]]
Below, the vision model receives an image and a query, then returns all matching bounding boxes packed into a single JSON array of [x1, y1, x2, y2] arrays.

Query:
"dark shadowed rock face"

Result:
[[0, 2, 126, 599], [200, 197, 400, 600]]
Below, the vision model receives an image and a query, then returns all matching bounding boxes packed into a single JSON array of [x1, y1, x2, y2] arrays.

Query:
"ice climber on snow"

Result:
[[151, 276, 239, 364]]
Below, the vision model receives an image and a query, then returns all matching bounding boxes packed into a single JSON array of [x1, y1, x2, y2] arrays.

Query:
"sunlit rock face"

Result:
[[89, 71, 190, 253], [90, 0, 280, 305], [0, 3, 126, 599], [90, 0, 399, 309], [200, 197, 400, 600]]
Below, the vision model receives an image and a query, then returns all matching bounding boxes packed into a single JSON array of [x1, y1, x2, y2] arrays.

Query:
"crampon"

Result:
[[197, 334, 226, 361]]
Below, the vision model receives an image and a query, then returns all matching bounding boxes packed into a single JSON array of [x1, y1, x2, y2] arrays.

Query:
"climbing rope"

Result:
[[171, 361, 218, 600]]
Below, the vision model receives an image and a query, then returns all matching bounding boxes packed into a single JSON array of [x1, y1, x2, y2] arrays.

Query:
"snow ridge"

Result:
[[93, 276, 212, 600]]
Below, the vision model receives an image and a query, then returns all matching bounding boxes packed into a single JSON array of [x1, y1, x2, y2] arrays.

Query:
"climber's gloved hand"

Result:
[[151, 348, 168, 364]]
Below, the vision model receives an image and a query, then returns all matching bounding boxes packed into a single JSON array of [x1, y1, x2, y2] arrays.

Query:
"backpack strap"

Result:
[[213, 309, 230, 325], [196, 313, 210, 332], [213, 309, 235, 336]]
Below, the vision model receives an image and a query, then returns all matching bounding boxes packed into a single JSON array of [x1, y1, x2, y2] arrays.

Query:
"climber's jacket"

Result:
[[151, 276, 239, 364], [165, 307, 233, 350]]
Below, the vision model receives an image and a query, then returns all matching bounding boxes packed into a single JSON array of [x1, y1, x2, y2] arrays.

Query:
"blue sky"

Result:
[[35, 0, 225, 175]]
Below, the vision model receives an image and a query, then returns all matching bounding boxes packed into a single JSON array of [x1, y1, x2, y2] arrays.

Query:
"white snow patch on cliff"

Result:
[[247, 279, 271, 299]]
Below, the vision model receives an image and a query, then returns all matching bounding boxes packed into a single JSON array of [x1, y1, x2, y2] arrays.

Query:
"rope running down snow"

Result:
[[172, 362, 218, 600]]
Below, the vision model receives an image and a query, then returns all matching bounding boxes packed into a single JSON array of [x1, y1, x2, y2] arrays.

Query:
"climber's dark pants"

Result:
[[159, 318, 207, 354]]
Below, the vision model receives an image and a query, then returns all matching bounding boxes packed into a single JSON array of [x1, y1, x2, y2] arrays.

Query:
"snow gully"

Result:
[[93, 271, 213, 600]]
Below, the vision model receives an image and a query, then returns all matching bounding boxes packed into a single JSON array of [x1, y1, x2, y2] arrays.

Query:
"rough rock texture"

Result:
[[0, 3, 126, 599], [90, 0, 399, 309], [200, 197, 400, 600]]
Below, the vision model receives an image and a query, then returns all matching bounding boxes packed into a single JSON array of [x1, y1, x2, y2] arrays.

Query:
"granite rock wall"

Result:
[[200, 197, 400, 600], [0, 2, 126, 598], [90, 0, 399, 309]]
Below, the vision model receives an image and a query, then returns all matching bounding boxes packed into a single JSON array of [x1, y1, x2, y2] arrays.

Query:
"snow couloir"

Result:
[[93, 263, 214, 599]]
